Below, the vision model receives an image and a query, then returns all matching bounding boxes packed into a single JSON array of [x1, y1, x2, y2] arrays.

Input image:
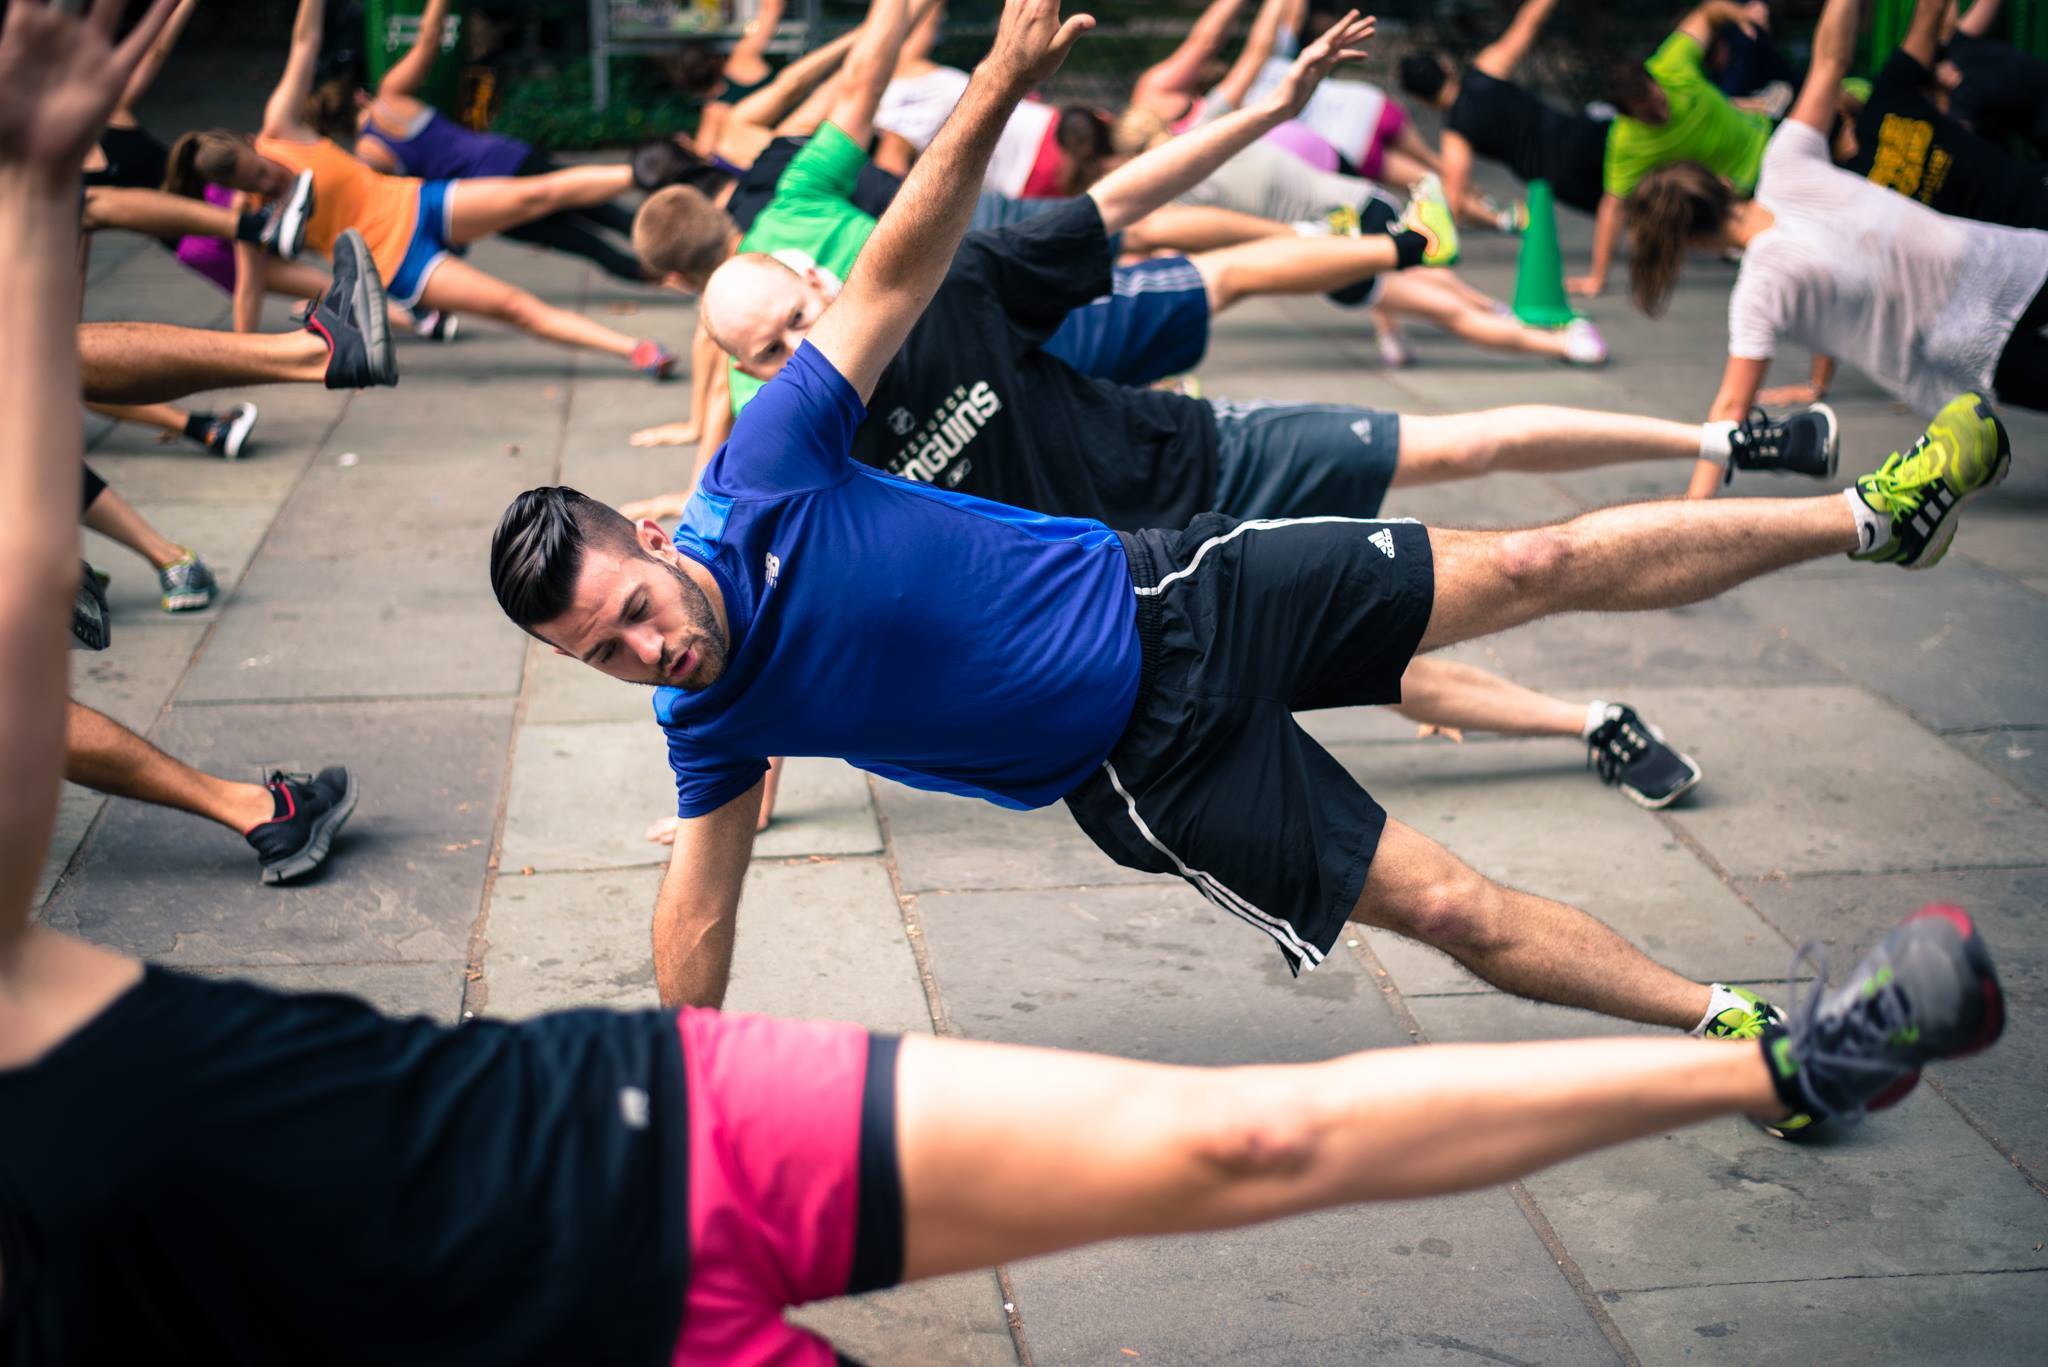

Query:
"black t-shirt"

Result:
[[84, 123, 170, 190], [727, 135, 903, 233], [1944, 32, 2048, 149], [1446, 69, 1610, 213], [1845, 50, 2048, 230], [0, 967, 689, 1365], [852, 196, 1218, 532]]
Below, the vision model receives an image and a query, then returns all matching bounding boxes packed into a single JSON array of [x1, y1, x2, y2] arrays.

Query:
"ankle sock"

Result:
[[234, 210, 267, 244], [1691, 982, 1750, 1036], [1844, 485, 1887, 550], [1699, 420, 1736, 466], [1387, 223, 1427, 270], [182, 411, 215, 442], [1581, 699, 1610, 739]]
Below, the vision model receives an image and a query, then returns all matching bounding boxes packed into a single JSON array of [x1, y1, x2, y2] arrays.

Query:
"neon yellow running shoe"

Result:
[[1323, 203, 1363, 237], [1851, 393, 2010, 569], [1703, 986, 1819, 1139], [1399, 173, 1460, 267]]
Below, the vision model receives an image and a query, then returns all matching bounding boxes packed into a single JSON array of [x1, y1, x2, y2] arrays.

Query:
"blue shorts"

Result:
[[1207, 399, 1402, 521], [1044, 256, 1211, 388], [388, 178, 456, 308]]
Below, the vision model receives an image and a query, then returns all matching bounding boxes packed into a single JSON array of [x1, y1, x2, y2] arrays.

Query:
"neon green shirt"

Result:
[[1602, 32, 1772, 199], [728, 122, 879, 413]]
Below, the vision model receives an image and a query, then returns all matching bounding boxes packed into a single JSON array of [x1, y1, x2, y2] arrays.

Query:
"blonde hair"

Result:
[[1113, 106, 1172, 158]]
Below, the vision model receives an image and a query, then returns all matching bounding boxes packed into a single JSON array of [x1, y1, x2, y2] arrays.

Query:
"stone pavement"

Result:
[[51, 124, 2048, 1362]]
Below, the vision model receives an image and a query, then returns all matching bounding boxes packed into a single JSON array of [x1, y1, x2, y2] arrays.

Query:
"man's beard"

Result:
[[643, 555, 728, 690]]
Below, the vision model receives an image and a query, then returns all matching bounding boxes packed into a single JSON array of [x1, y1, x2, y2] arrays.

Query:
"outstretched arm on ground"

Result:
[[1133, 0, 1250, 102], [378, 0, 450, 99], [1091, 11, 1375, 234], [806, 0, 1094, 399], [261, 0, 326, 139], [1789, 0, 1856, 133], [650, 780, 763, 1006], [1474, 0, 1560, 80], [0, 0, 179, 957]]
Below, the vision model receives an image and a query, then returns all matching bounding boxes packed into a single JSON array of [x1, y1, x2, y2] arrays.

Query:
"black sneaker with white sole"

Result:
[[73, 560, 111, 651], [1727, 403, 1839, 483], [304, 228, 396, 390], [256, 168, 315, 258], [1586, 703, 1702, 808], [195, 402, 258, 458], [245, 766, 359, 884]]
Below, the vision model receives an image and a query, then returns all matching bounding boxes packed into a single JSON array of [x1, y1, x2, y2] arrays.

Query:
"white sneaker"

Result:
[[1563, 318, 1608, 367], [1373, 319, 1413, 368]]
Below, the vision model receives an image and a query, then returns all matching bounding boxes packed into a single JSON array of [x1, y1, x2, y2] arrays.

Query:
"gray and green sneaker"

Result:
[[158, 547, 216, 613], [1851, 392, 2010, 569]]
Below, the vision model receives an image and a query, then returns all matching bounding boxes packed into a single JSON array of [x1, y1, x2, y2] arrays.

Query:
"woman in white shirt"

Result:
[[1625, 0, 2047, 497]]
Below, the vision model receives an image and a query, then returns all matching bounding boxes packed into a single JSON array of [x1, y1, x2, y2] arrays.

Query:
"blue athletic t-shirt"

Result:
[[654, 341, 1143, 817]]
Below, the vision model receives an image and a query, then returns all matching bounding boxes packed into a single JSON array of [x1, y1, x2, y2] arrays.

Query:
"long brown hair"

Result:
[[1626, 162, 1734, 318], [161, 129, 253, 200], [307, 74, 361, 145]]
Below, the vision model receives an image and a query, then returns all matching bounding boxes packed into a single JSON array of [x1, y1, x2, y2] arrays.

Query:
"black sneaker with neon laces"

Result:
[[1762, 904, 2005, 1125], [244, 766, 359, 885], [1728, 404, 1839, 482], [1586, 704, 1701, 808]]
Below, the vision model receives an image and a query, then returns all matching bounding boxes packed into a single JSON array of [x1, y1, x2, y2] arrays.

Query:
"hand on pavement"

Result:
[[629, 421, 700, 449]]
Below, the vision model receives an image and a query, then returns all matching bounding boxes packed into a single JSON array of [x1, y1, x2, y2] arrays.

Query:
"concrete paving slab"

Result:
[[44, 699, 509, 966], [182, 552, 525, 701], [34, 787, 106, 910], [84, 498, 277, 622], [876, 780, 1153, 893], [267, 456, 542, 559], [1377, 471, 1583, 528], [191, 961, 466, 1023], [752, 760, 882, 859], [1326, 735, 1794, 987], [83, 430, 323, 505], [790, 1273, 1018, 1367], [500, 720, 677, 873], [522, 641, 650, 725], [1737, 866, 2048, 1185], [1726, 558, 2048, 731], [1624, 686, 2048, 877], [1601, 1270, 2048, 1366], [1943, 727, 2048, 802], [70, 620, 207, 731], [481, 865, 664, 1016]]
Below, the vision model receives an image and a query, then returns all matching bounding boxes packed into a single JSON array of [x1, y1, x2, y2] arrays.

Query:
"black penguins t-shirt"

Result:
[[1844, 50, 2048, 229], [850, 195, 1218, 531]]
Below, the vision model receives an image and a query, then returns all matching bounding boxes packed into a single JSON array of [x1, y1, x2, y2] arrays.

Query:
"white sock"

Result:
[[1844, 485, 1886, 553], [1692, 982, 1748, 1035], [1698, 420, 1737, 466], [1581, 699, 1611, 738]]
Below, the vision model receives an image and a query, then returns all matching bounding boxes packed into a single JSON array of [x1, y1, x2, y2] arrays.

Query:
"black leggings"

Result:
[[500, 149, 646, 283], [1992, 282, 2048, 412], [82, 462, 106, 515]]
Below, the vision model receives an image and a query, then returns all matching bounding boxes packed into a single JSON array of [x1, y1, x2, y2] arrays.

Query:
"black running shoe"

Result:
[[73, 560, 111, 651], [1765, 904, 2005, 1124], [257, 168, 315, 258], [304, 228, 397, 390], [195, 402, 258, 459], [244, 766, 359, 884], [1727, 403, 1839, 483], [1586, 704, 1701, 808]]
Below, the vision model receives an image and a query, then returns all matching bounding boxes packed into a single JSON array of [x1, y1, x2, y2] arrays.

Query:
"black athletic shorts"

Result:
[[1065, 513, 1435, 974]]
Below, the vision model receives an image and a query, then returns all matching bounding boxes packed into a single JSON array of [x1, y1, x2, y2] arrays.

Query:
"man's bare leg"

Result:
[[1420, 494, 1858, 652], [80, 480, 183, 572], [86, 400, 191, 441], [897, 1029, 1776, 1277], [1194, 233, 1400, 311], [67, 701, 273, 833], [80, 322, 328, 403], [1392, 407, 1719, 485], [1392, 657, 1585, 737], [1355, 818, 1713, 1027]]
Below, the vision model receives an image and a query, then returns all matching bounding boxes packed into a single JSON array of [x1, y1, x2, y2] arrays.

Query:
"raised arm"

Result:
[[729, 0, 946, 136], [115, 0, 197, 117], [1788, 0, 1856, 133], [726, 0, 787, 79], [821, 0, 915, 149], [1903, 0, 1948, 63], [1211, 0, 1290, 110], [1092, 11, 1376, 233], [0, 0, 179, 955], [806, 0, 1093, 400], [1675, 1, 1752, 47], [1955, 0, 2002, 39], [377, 0, 450, 100], [1133, 0, 1251, 101], [261, 0, 326, 138], [1474, 0, 1560, 80]]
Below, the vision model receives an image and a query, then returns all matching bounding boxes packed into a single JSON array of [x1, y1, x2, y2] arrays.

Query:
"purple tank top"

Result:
[[361, 106, 531, 180]]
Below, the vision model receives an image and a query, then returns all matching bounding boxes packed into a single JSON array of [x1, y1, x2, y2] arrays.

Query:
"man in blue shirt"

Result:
[[488, 6, 2012, 1085]]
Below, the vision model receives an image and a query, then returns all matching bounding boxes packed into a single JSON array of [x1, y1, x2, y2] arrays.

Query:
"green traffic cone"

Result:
[[1511, 179, 1578, 328]]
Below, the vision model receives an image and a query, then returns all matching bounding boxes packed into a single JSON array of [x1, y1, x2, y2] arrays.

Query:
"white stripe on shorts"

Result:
[[1133, 514, 1418, 598], [1102, 761, 1325, 969]]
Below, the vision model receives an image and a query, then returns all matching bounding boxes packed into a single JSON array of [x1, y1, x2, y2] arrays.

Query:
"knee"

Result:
[[1488, 525, 1573, 591], [495, 288, 546, 327], [1386, 864, 1508, 953]]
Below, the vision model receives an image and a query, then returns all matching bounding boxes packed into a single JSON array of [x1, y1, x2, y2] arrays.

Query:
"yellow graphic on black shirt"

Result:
[[1866, 112, 1952, 204]]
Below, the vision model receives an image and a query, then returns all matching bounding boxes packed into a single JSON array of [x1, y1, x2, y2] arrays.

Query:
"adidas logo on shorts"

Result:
[[1369, 528, 1397, 559]]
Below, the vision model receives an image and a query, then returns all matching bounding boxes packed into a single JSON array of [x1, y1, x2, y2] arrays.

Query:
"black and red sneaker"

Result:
[[244, 766, 359, 885], [1764, 904, 2005, 1124], [304, 228, 397, 390]]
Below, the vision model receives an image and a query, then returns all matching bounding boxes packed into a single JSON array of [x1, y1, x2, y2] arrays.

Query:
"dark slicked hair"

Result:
[[490, 487, 642, 630], [1398, 53, 1450, 103]]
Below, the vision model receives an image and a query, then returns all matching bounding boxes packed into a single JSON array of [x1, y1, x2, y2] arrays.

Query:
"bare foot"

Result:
[[618, 491, 693, 522], [644, 815, 680, 846], [630, 421, 700, 448], [1415, 724, 1465, 743]]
